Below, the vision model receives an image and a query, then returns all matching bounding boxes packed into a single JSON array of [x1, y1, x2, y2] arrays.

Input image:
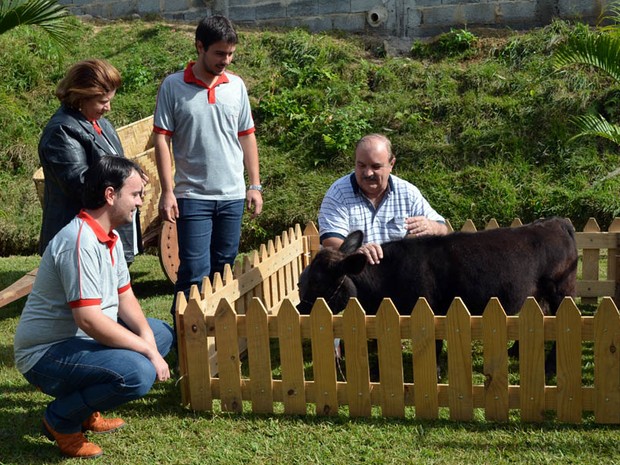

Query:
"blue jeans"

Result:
[[173, 198, 244, 316], [23, 318, 174, 434]]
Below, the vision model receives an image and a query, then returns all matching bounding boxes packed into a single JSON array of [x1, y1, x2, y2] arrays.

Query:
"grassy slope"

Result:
[[0, 18, 619, 256]]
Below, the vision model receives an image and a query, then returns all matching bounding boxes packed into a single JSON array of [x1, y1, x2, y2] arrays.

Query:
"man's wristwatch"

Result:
[[248, 184, 263, 192]]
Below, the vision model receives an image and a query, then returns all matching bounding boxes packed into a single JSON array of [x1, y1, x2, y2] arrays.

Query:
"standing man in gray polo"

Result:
[[153, 15, 263, 324]]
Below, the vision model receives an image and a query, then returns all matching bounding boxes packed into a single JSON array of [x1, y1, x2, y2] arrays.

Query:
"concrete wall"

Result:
[[58, 0, 608, 39]]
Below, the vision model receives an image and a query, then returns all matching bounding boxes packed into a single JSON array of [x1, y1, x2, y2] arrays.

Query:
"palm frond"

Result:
[[569, 113, 620, 146], [0, 0, 70, 46], [598, 0, 620, 32], [554, 32, 620, 82], [597, 0, 620, 28]]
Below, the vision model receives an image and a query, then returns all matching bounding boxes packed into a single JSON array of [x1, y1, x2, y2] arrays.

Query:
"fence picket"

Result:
[[519, 298, 545, 422], [461, 219, 477, 232], [594, 297, 620, 423], [246, 298, 274, 414], [556, 298, 582, 423], [239, 256, 251, 313], [201, 275, 212, 300], [482, 298, 508, 422], [275, 237, 286, 304], [485, 218, 500, 229], [211, 272, 224, 293], [376, 299, 405, 418], [174, 292, 190, 407], [583, 218, 602, 305], [411, 298, 439, 419], [258, 244, 273, 309], [303, 222, 320, 261], [248, 252, 261, 300], [277, 300, 307, 414], [342, 300, 371, 417], [181, 287, 212, 411], [286, 228, 298, 297], [222, 263, 234, 286], [446, 298, 473, 421], [268, 240, 278, 307], [280, 230, 292, 299], [609, 219, 620, 301], [215, 300, 242, 413], [612, 220, 620, 306], [310, 300, 338, 415]]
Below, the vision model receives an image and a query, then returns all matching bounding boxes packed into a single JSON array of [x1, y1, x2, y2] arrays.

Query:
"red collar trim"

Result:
[[77, 210, 118, 252], [183, 62, 229, 104], [183, 62, 229, 88]]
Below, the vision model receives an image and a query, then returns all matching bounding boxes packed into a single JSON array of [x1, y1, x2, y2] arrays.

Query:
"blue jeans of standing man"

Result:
[[23, 318, 174, 434], [172, 198, 245, 318]]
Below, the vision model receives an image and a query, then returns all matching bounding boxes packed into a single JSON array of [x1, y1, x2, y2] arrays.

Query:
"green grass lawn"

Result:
[[2, 254, 620, 464]]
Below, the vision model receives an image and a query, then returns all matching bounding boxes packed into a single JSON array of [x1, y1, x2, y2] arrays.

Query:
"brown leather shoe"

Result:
[[82, 411, 126, 434], [42, 418, 103, 458]]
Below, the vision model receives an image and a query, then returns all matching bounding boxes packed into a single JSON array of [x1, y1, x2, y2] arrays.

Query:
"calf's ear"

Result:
[[340, 253, 367, 275], [340, 230, 364, 255]]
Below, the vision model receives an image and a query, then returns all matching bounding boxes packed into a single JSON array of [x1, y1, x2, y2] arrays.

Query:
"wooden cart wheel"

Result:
[[158, 221, 179, 284]]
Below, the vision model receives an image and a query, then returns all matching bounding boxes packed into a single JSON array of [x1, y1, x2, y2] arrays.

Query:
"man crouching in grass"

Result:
[[13, 156, 174, 459]]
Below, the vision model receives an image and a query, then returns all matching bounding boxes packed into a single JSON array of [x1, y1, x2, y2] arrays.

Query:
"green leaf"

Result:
[[554, 20, 620, 147], [554, 32, 620, 82], [0, 0, 70, 46], [569, 113, 620, 146]]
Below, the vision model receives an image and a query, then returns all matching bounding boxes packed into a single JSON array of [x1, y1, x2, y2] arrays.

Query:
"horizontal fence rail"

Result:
[[176, 218, 620, 423]]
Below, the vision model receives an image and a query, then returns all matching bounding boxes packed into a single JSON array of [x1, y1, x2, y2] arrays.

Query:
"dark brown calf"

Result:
[[297, 217, 578, 376]]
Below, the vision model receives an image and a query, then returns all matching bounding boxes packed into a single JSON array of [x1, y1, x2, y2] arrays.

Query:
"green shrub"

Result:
[[410, 28, 478, 59], [438, 28, 478, 55]]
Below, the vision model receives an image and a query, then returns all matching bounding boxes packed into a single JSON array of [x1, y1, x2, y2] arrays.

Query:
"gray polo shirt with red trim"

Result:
[[153, 62, 255, 200], [13, 210, 131, 374]]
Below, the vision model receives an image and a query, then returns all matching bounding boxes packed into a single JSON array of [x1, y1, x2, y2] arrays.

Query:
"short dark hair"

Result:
[[56, 59, 121, 110], [195, 15, 237, 51], [82, 156, 143, 209]]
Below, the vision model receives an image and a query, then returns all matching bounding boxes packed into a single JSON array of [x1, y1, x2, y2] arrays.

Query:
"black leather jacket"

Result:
[[38, 105, 138, 263]]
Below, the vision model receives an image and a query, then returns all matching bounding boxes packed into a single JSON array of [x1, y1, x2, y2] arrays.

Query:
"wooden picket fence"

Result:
[[175, 218, 620, 423]]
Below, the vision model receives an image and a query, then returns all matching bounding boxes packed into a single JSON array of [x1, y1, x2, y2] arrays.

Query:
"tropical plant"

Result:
[[0, 0, 70, 45], [553, 4, 620, 145]]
